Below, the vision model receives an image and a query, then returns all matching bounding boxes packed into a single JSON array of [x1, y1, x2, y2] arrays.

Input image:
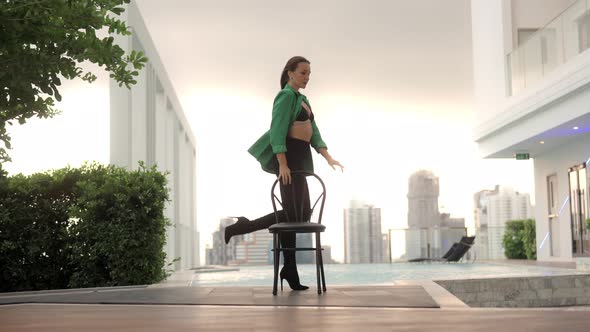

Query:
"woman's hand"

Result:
[[327, 158, 344, 172], [318, 148, 344, 172], [278, 164, 291, 185], [276, 153, 291, 184]]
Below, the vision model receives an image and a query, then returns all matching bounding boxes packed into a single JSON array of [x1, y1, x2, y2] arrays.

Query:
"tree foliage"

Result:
[[503, 219, 536, 260], [0, 0, 148, 163], [0, 162, 170, 292]]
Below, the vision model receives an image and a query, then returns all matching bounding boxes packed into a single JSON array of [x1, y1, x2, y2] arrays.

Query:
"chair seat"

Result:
[[268, 222, 325, 233]]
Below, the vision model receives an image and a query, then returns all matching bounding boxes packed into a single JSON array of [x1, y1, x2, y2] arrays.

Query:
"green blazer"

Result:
[[248, 84, 327, 174]]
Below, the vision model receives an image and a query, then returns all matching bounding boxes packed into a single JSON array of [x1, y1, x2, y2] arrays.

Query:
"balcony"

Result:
[[507, 0, 590, 96]]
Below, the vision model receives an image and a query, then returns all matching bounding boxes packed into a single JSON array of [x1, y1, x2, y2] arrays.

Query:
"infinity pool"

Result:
[[189, 262, 585, 287]]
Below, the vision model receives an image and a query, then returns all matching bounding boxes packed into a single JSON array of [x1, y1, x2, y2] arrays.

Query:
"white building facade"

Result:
[[110, 2, 198, 270], [471, 0, 590, 262], [235, 231, 274, 265], [474, 186, 533, 259], [344, 200, 384, 264]]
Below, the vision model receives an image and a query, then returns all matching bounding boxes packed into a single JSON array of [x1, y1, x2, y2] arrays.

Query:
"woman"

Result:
[[225, 56, 343, 291]]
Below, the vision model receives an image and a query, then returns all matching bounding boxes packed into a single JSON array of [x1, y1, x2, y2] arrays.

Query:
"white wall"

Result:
[[511, 0, 577, 46], [470, 0, 513, 125], [534, 133, 590, 261]]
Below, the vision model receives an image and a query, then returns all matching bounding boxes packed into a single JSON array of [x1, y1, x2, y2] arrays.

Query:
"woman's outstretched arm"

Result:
[[318, 148, 344, 172]]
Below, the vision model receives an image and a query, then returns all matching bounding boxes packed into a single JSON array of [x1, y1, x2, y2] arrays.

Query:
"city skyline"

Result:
[[203, 176, 530, 265]]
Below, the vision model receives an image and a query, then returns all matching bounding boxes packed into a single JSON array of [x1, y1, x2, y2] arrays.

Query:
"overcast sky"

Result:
[[5, 0, 535, 263]]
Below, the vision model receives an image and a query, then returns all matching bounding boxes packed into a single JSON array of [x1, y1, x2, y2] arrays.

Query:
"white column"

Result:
[[167, 109, 180, 269], [471, 0, 513, 124], [130, 45, 147, 169], [154, 87, 166, 170], [191, 147, 199, 266], [145, 65, 156, 167], [109, 9, 131, 168], [177, 126, 188, 269]]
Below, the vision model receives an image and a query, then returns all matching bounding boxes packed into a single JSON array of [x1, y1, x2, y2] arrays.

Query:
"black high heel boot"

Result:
[[224, 214, 277, 244], [224, 217, 249, 244], [279, 265, 309, 291]]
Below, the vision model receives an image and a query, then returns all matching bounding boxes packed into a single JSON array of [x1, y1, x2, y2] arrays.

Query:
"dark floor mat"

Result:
[[0, 285, 438, 308]]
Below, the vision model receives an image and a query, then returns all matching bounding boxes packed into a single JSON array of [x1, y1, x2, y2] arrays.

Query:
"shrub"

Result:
[[68, 163, 170, 288], [503, 219, 536, 260], [522, 219, 537, 260], [0, 162, 170, 292], [0, 168, 80, 292]]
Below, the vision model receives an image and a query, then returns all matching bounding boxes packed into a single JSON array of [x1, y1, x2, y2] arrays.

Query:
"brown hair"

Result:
[[280, 56, 310, 89]]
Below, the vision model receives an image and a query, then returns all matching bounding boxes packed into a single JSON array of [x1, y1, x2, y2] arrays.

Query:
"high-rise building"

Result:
[[235, 230, 273, 265], [407, 170, 440, 228], [295, 233, 314, 264], [474, 186, 533, 259], [322, 245, 334, 264], [344, 200, 384, 263], [405, 170, 466, 260], [382, 233, 391, 263], [473, 188, 498, 260], [206, 218, 242, 265]]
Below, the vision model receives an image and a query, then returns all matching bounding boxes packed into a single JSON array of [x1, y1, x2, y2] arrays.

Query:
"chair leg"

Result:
[[272, 233, 280, 295], [317, 233, 327, 292], [315, 232, 321, 294]]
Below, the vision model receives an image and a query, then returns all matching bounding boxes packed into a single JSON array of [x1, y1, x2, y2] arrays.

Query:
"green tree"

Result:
[[503, 220, 526, 259], [521, 219, 536, 260], [503, 219, 536, 260], [0, 0, 147, 163]]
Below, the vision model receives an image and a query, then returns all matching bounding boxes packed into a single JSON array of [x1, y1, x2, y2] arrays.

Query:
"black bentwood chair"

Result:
[[268, 171, 327, 295]]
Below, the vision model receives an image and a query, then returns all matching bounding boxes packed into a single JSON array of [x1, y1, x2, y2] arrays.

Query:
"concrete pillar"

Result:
[[471, 0, 513, 124]]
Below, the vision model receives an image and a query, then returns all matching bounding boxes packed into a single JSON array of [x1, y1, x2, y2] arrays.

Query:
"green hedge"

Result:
[[0, 163, 170, 292], [503, 219, 536, 260]]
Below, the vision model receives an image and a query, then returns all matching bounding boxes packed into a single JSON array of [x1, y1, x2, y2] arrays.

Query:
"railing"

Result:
[[507, 0, 590, 95]]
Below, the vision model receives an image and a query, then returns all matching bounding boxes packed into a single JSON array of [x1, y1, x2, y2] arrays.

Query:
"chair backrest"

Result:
[[441, 243, 460, 259], [443, 236, 475, 262], [460, 236, 476, 246], [270, 171, 326, 224]]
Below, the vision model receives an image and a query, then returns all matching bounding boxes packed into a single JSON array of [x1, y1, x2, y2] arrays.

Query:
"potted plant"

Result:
[[586, 218, 590, 231]]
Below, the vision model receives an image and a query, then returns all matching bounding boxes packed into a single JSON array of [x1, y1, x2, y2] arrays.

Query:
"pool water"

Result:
[[189, 262, 585, 287]]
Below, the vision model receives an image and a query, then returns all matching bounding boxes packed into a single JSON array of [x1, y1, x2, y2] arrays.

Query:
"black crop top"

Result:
[[296, 103, 314, 121]]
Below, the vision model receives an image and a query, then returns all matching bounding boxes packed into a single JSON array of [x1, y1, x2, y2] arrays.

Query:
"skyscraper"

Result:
[[473, 188, 499, 260], [407, 170, 440, 228], [405, 170, 465, 260], [206, 217, 242, 265], [474, 186, 533, 259], [235, 230, 273, 265], [344, 200, 383, 263]]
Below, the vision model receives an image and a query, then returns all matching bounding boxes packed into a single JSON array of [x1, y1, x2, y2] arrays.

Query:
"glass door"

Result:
[[569, 163, 589, 256], [547, 174, 559, 256]]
